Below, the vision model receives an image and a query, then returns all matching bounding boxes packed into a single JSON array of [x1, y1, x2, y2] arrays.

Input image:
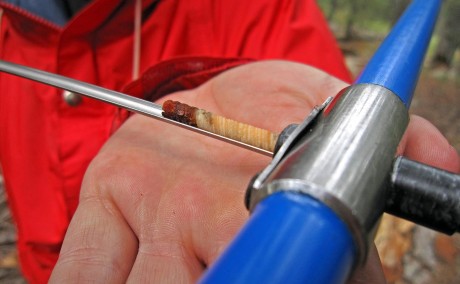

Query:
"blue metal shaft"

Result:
[[356, 0, 442, 107], [200, 192, 355, 284]]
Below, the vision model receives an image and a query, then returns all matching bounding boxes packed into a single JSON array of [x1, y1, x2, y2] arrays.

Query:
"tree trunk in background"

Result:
[[344, 0, 358, 40], [327, 0, 339, 21], [390, 0, 411, 26], [432, 0, 460, 68]]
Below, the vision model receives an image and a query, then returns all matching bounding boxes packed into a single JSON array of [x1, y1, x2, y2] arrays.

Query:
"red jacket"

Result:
[[0, 0, 350, 282]]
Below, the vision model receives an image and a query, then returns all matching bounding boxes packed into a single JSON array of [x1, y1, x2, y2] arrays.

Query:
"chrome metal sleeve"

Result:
[[249, 84, 409, 264]]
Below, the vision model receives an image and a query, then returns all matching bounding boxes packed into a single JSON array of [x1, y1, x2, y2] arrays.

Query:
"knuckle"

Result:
[[55, 246, 124, 278]]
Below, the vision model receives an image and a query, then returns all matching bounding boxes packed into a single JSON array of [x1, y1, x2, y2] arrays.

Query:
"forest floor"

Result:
[[0, 39, 459, 283]]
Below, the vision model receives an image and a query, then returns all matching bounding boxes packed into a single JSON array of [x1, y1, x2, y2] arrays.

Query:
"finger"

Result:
[[115, 117, 254, 274], [95, 116, 209, 283], [119, 144, 249, 283], [121, 182, 210, 284], [126, 240, 204, 283], [49, 196, 137, 283], [122, 190, 242, 284], [404, 115, 459, 172], [187, 183, 249, 268]]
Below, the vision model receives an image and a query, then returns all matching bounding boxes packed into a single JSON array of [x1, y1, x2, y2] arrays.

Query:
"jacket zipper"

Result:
[[0, 2, 62, 31]]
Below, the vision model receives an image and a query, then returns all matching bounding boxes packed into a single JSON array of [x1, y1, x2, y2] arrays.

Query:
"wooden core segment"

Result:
[[162, 100, 279, 152]]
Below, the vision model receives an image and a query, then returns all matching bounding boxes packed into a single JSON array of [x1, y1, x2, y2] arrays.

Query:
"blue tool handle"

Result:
[[356, 0, 442, 107], [199, 192, 356, 284], [200, 1, 442, 283]]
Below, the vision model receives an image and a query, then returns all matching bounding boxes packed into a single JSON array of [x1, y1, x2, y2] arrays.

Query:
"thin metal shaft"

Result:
[[0, 60, 164, 117], [0, 60, 272, 157]]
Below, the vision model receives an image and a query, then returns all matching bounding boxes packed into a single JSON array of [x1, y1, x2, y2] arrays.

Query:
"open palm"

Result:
[[50, 61, 459, 283]]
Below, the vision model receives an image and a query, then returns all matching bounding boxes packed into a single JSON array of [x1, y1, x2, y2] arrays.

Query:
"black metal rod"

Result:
[[386, 156, 460, 235]]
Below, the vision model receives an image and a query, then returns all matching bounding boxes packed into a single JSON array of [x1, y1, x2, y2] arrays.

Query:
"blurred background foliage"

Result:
[[317, 0, 460, 70]]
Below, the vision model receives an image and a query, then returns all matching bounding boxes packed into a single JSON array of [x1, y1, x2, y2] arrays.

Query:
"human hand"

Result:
[[49, 61, 459, 283]]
